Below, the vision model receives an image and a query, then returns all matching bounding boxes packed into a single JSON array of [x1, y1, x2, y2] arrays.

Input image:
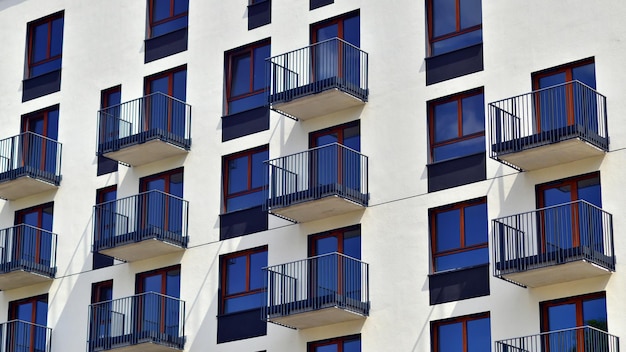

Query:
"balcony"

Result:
[[0, 224, 57, 290], [92, 190, 189, 262], [0, 132, 62, 200], [87, 292, 185, 352], [495, 326, 620, 352], [493, 200, 614, 288], [263, 143, 368, 223], [0, 320, 52, 352], [263, 253, 369, 329], [96, 92, 191, 166], [490, 81, 608, 171], [268, 38, 368, 121]]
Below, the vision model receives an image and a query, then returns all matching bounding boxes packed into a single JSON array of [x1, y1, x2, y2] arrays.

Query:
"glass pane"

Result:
[[227, 155, 248, 194], [231, 54, 251, 97], [315, 345, 338, 352], [251, 149, 268, 189], [315, 236, 338, 255], [578, 176, 601, 207], [344, 339, 361, 352], [169, 172, 184, 197], [173, 70, 187, 100], [433, 0, 456, 37], [152, 0, 171, 22], [344, 15, 360, 47], [228, 92, 266, 114], [467, 317, 491, 352], [572, 63, 596, 89], [436, 209, 460, 251], [548, 304, 577, 330], [460, 0, 482, 29], [434, 100, 459, 142], [166, 269, 180, 297], [538, 73, 568, 130], [174, 0, 189, 14], [143, 274, 162, 293], [439, 322, 463, 352], [226, 191, 264, 211], [464, 203, 487, 246], [316, 133, 338, 146], [316, 23, 338, 42], [152, 16, 188, 37], [432, 29, 482, 56], [433, 135, 484, 162], [16, 302, 34, 321], [249, 251, 267, 290], [343, 125, 361, 151], [50, 18, 63, 57], [32, 23, 49, 62], [343, 229, 361, 259], [436, 247, 488, 271], [35, 300, 47, 325], [224, 292, 263, 313], [583, 298, 607, 331], [150, 76, 169, 95], [253, 45, 271, 91], [462, 94, 485, 136], [226, 255, 246, 294]]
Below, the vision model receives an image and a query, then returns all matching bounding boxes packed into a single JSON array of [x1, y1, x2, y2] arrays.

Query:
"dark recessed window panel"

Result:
[[248, 0, 271, 30], [220, 205, 268, 240], [425, 44, 483, 85], [310, 0, 333, 10], [222, 106, 270, 141], [429, 264, 490, 305], [427, 152, 485, 192], [145, 27, 188, 63]]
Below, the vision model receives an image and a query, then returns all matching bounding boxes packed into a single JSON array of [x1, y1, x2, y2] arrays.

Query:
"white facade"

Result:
[[0, 0, 623, 351]]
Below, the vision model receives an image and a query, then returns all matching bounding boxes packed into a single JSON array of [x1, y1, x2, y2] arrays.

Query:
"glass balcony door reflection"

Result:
[[21, 108, 59, 175], [312, 12, 360, 86], [14, 204, 53, 269], [310, 123, 360, 194], [139, 170, 184, 236], [8, 296, 48, 352], [145, 68, 187, 137], [138, 267, 181, 339]]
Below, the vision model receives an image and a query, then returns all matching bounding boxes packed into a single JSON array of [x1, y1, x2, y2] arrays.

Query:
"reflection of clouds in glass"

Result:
[[462, 95, 484, 135], [435, 101, 458, 142]]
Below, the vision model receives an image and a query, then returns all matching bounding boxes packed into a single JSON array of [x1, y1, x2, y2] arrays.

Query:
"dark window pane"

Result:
[[434, 100, 459, 143], [464, 203, 487, 246], [467, 317, 491, 352], [226, 191, 264, 211], [232, 54, 251, 97], [152, 0, 171, 22], [228, 155, 248, 194], [224, 292, 263, 313], [439, 322, 463, 352], [226, 255, 246, 294], [315, 345, 338, 352], [315, 236, 338, 255], [432, 29, 482, 56], [253, 45, 271, 91], [433, 135, 484, 161], [316, 23, 338, 41], [460, 0, 482, 30], [344, 230, 361, 259], [228, 93, 266, 114], [548, 304, 577, 330], [143, 274, 161, 293], [152, 16, 187, 37], [249, 251, 267, 290], [583, 298, 607, 330], [251, 150, 268, 189], [174, 0, 189, 14], [432, 0, 456, 37], [572, 63, 596, 89], [344, 339, 361, 352], [50, 18, 63, 57], [32, 23, 49, 62], [578, 176, 601, 207], [344, 15, 361, 47], [436, 247, 488, 271], [462, 94, 484, 136], [436, 209, 460, 251]]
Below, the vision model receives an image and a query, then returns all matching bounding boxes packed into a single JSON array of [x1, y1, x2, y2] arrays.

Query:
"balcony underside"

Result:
[[90, 333, 184, 352], [269, 195, 366, 223], [0, 268, 54, 290], [272, 88, 365, 121], [499, 259, 612, 288], [269, 305, 366, 329], [0, 171, 59, 200], [103, 139, 188, 167], [98, 237, 185, 262], [101, 342, 181, 352]]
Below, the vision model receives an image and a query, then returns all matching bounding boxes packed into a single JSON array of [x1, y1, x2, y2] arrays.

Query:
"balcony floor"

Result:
[[269, 195, 365, 223], [0, 176, 58, 200], [103, 139, 188, 167], [105, 342, 181, 352], [0, 270, 53, 290], [272, 88, 365, 120], [99, 238, 185, 262], [501, 259, 612, 288], [269, 306, 366, 329], [495, 137, 605, 171]]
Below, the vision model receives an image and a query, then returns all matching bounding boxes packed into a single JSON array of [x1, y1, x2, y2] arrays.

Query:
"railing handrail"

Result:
[[89, 291, 185, 308], [496, 325, 618, 343], [0, 131, 62, 145], [263, 251, 367, 271], [3, 223, 57, 236], [97, 91, 191, 115], [267, 37, 367, 62], [94, 189, 188, 208], [1, 319, 52, 330], [493, 199, 607, 222], [489, 80, 606, 108], [265, 142, 367, 165]]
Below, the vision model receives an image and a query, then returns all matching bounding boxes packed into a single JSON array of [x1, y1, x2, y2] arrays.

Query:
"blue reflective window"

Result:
[[149, 0, 189, 37], [429, 0, 482, 56], [222, 247, 268, 314], [309, 336, 361, 352], [431, 199, 488, 272], [434, 314, 490, 352], [226, 41, 271, 115], [430, 90, 485, 163], [28, 13, 63, 78], [224, 147, 269, 212]]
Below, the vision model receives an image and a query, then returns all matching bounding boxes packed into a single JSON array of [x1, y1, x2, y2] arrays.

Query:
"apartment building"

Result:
[[0, 0, 623, 351]]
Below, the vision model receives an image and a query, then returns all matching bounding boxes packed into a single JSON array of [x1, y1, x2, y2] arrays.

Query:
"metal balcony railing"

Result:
[[87, 292, 186, 351], [263, 143, 368, 212], [493, 200, 615, 279], [489, 81, 608, 162], [267, 38, 369, 106], [262, 252, 370, 322], [0, 132, 62, 185], [0, 224, 57, 278], [96, 92, 192, 155], [92, 190, 189, 253], [0, 320, 52, 352], [495, 326, 620, 352]]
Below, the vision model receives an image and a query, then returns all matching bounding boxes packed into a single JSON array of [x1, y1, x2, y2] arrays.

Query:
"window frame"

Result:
[[310, 10, 360, 44], [431, 312, 490, 352], [224, 39, 270, 115], [26, 12, 64, 78], [540, 291, 607, 332], [429, 197, 488, 272], [428, 88, 485, 163], [427, 0, 482, 56], [307, 334, 361, 352], [220, 246, 268, 315], [147, 0, 189, 38], [91, 280, 113, 304], [222, 145, 268, 213]]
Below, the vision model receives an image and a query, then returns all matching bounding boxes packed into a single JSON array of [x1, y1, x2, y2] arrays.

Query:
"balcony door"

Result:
[[309, 226, 361, 305], [537, 173, 602, 255], [21, 107, 59, 175], [139, 169, 184, 236], [137, 266, 181, 339], [94, 186, 117, 246], [533, 60, 596, 133], [14, 204, 53, 269], [89, 280, 114, 347], [144, 67, 187, 137], [8, 295, 48, 352]]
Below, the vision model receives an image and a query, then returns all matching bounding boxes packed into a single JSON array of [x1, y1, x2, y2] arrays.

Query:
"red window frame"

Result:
[[225, 39, 270, 115], [428, 88, 484, 163], [144, 65, 187, 131], [429, 197, 488, 272], [26, 12, 64, 78], [21, 106, 59, 173], [92, 280, 113, 304], [101, 86, 121, 110], [15, 202, 54, 267], [431, 312, 490, 352], [8, 294, 48, 352], [308, 224, 361, 257], [147, 0, 188, 38], [310, 10, 359, 44], [427, 0, 482, 56], [135, 265, 181, 334], [220, 246, 267, 314], [222, 145, 268, 213], [308, 334, 361, 352], [140, 167, 183, 193]]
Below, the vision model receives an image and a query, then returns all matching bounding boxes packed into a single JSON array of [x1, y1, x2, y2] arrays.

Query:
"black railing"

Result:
[[87, 292, 185, 351], [263, 143, 368, 214], [495, 326, 620, 352], [0, 224, 57, 278], [493, 200, 614, 282], [0, 320, 52, 352], [490, 81, 608, 167], [262, 252, 369, 326], [92, 190, 189, 254], [267, 38, 368, 111], [0, 132, 62, 186], [96, 92, 192, 155]]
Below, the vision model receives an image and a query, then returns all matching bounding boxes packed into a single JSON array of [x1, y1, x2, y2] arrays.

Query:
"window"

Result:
[[148, 0, 188, 38], [430, 198, 488, 272], [139, 168, 184, 234], [311, 11, 359, 45], [90, 280, 113, 340], [98, 86, 121, 175], [223, 146, 268, 212], [429, 89, 484, 163], [26, 12, 64, 78], [21, 106, 60, 175], [225, 40, 270, 115], [15, 203, 54, 269], [93, 186, 116, 269], [220, 246, 267, 314], [8, 294, 48, 352], [427, 0, 482, 56], [431, 313, 491, 352], [145, 66, 188, 136], [136, 266, 181, 338], [308, 335, 361, 352]]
